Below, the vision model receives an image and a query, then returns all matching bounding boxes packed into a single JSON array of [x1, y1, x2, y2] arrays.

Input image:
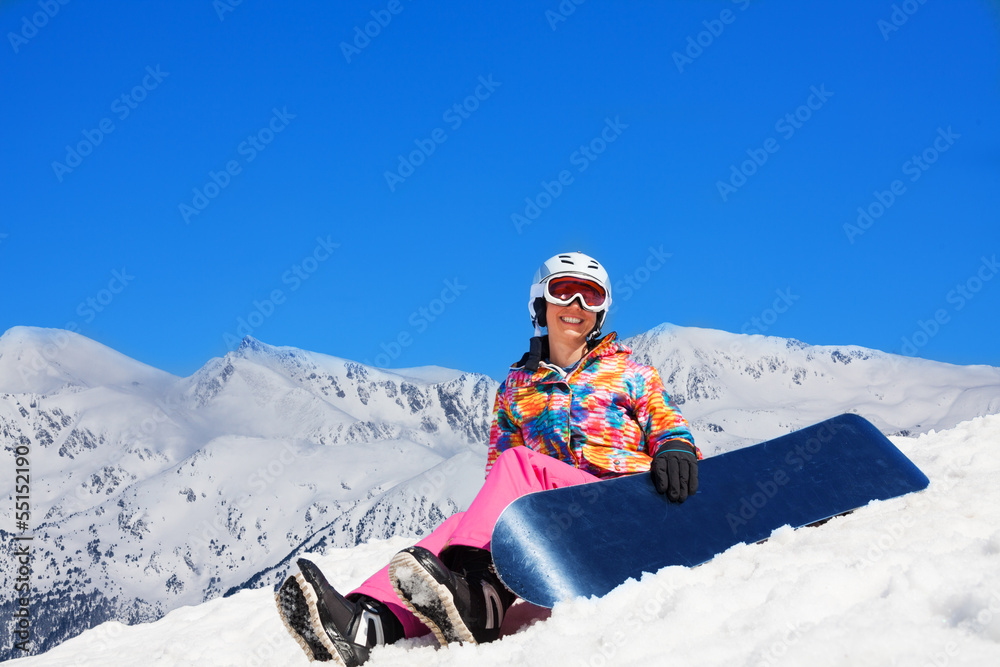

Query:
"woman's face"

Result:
[[546, 299, 597, 349]]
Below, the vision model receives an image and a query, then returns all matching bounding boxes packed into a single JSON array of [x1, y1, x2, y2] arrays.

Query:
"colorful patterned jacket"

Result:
[[485, 333, 698, 478]]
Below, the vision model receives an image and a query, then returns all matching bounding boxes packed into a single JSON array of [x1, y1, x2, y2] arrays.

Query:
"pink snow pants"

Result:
[[348, 446, 599, 638]]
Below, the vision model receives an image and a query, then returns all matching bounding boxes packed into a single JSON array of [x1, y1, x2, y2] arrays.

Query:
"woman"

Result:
[[277, 251, 699, 665]]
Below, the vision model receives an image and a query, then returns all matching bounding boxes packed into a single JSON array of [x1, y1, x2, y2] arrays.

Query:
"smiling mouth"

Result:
[[560, 316, 583, 324]]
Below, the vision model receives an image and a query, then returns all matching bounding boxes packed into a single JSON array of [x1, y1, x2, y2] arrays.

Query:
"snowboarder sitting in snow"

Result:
[[276, 251, 700, 664]]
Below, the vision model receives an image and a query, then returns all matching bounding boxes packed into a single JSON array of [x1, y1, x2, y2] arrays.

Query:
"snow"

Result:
[[0, 326, 177, 395], [9, 414, 1000, 667], [390, 366, 468, 385], [625, 323, 1000, 453]]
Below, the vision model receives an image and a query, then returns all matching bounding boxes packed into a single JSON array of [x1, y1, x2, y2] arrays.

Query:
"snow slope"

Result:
[[8, 414, 999, 666]]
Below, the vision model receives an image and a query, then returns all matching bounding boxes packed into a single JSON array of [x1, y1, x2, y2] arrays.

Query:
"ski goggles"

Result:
[[543, 276, 609, 311]]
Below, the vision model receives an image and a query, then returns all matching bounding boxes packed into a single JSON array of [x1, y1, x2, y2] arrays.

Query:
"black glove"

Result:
[[651, 441, 699, 503]]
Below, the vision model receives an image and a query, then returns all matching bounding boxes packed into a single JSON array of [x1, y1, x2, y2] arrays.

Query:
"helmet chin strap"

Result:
[[523, 323, 602, 372], [525, 335, 545, 372]]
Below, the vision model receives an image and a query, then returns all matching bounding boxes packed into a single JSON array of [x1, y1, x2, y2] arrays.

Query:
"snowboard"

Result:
[[490, 413, 929, 608]]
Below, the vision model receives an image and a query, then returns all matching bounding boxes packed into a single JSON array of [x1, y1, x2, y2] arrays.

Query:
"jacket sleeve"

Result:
[[632, 365, 701, 460], [485, 381, 524, 477]]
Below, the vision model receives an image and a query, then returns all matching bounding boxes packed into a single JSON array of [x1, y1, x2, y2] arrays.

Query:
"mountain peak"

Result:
[[0, 326, 175, 395], [235, 335, 270, 356]]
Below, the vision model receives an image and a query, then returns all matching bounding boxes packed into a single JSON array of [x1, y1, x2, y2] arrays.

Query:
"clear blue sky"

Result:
[[2, 0, 998, 381]]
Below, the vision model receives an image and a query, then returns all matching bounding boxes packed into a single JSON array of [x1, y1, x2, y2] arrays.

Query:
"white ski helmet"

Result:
[[529, 251, 612, 338]]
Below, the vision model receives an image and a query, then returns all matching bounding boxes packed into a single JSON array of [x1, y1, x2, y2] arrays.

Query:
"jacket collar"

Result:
[[510, 332, 628, 383]]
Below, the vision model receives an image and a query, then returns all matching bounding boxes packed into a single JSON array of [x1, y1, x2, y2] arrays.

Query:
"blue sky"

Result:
[[2, 0, 998, 381]]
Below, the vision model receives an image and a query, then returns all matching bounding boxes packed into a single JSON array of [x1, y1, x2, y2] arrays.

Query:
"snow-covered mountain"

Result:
[[0, 327, 494, 660], [626, 324, 1000, 454], [8, 414, 1000, 666], [1, 323, 999, 660]]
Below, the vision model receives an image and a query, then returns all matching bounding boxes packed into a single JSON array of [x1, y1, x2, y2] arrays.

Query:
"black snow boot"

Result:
[[275, 558, 404, 665], [388, 546, 515, 647]]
